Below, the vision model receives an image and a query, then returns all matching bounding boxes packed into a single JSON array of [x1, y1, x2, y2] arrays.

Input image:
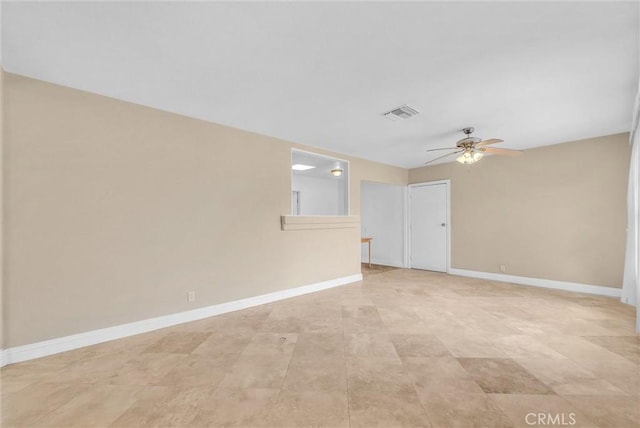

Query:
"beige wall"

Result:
[[409, 133, 630, 288], [3, 70, 629, 349], [3, 72, 407, 347]]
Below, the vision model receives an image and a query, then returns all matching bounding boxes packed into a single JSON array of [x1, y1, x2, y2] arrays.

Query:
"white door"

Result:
[[410, 183, 448, 272]]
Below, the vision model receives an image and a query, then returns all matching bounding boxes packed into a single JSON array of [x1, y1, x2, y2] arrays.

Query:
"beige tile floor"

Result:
[[1, 269, 639, 427], [361, 263, 399, 278]]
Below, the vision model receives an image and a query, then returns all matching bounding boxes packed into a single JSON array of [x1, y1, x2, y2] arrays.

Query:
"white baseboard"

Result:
[[361, 257, 405, 268], [449, 268, 622, 298], [1, 273, 362, 367]]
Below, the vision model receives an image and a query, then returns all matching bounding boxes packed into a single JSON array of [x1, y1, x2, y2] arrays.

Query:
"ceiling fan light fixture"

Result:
[[456, 150, 483, 164], [424, 127, 519, 166]]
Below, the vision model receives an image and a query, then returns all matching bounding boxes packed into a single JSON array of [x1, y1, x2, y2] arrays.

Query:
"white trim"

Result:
[[1, 273, 362, 367], [408, 180, 451, 273], [403, 186, 409, 268], [361, 257, 405, 268], [449, 268, 622, 298]]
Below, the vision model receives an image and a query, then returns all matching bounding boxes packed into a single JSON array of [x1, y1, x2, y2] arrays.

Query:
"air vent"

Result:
[[382, 105, 419, 121]]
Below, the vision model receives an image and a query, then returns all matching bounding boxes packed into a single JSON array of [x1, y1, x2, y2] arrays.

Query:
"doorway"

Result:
[[409, 181, 450, 272], [361, 181, 407, 268]]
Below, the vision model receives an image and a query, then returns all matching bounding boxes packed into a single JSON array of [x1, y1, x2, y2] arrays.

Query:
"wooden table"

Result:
[[361, 237, 373, 268]]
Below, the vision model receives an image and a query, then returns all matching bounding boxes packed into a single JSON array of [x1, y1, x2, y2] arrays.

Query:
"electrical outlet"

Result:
[[187, 291, 196, 302], [499, 264, 506, 273]]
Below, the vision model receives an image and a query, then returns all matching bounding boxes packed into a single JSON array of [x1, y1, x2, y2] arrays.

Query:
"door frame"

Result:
[[407, 179, 451, 273], [291, 190, 301, 216]]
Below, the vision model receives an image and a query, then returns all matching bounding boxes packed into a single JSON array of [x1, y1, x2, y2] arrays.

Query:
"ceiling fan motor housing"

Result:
[[457, 127, 480, 148], [456, 136, 481, 148]]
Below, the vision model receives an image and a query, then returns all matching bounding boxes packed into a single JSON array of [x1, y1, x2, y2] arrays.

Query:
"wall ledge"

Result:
[[281, 215, 360, 230], [449, 268, 622, 298], [0, 273, 363, 367]]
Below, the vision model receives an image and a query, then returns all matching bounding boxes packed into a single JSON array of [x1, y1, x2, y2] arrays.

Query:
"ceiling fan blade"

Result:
[[426, 147, 459, 152], [424, 149, 464, 165], [475, 138, 504, 147], [482, 147, 523, 157]]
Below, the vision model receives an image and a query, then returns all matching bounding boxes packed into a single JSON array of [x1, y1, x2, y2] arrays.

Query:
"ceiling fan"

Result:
[[425, 127, 523, 165]]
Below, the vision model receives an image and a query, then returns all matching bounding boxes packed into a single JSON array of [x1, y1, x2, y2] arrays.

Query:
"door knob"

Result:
[[441, 223, 446, 227]]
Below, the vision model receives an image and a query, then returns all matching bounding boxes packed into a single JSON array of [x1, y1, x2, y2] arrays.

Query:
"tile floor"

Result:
[[361, 263, 399, 278], [1, 269, 638, 427]]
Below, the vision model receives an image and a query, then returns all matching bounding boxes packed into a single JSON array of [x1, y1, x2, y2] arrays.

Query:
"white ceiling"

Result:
[[2, 2, 638, 168]]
